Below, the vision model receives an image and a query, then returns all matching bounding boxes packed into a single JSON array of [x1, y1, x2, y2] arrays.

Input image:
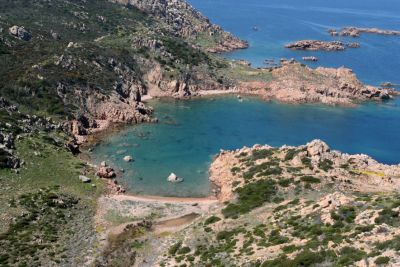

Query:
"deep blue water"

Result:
[[189, 0, 400, 86], [92, 0, 400, 197]]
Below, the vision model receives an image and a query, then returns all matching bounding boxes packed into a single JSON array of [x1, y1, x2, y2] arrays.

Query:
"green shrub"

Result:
[[337, 247, 366, 266], [375, 256, 390, 265], [168, 241, 182, 256], [177, 247, 191, 255], [251, 149, 274, 160], [204, 216, 221, 225], [222, 179, 277, 218], [318, 159, 334, 171], [284, 149, 300, 161], [300, 176, 321, 184], [375, 235, 400, 251], [278, 178, 292, 188], [375, 207, 400, 226], [231, 167, 241, 175], [301, 157, 313, 169]]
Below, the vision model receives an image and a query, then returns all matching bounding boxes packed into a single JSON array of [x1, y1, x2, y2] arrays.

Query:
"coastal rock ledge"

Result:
[[210, 139, 400, 202]]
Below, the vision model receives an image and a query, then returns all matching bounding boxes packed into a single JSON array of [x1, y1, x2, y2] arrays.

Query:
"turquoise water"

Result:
[[92, 0, 400, 197], [92, 96, 400, 197]]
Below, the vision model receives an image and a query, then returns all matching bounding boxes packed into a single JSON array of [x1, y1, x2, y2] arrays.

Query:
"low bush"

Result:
[[300, 176, 321, 184], [222, 179, 277, 218], [204, 216, 221, 225]]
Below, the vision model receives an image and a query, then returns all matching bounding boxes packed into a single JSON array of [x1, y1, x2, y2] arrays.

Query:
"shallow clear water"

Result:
[[92, 0, 400, 197], [92, 96, 400, 197]]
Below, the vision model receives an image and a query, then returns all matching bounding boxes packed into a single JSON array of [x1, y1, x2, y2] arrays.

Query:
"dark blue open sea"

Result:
[[92, 0, 400, 197]]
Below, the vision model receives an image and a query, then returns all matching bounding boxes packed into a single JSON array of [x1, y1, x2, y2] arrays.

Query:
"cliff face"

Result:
[[111, 0, 248, 52]]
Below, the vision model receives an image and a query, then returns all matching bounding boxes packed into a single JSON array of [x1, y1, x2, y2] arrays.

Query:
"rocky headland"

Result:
[[237, 60, 395, 106], [210, 140, 400, 202]]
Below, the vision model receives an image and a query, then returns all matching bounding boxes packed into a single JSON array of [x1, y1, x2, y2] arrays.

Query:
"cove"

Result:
[[91, 96, 400, 197]]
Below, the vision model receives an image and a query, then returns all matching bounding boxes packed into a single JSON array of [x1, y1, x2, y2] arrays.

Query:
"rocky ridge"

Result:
[[111, 0, 248, 52]]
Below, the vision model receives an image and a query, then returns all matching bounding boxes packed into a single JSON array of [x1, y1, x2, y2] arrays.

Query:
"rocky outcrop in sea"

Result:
[[285, 40, 359, 51], [329, 27, 400, 37]]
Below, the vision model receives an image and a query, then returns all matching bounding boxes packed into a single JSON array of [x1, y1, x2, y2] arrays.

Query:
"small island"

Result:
[[329, 27, 400, 37], [285, 40, 360, 51]]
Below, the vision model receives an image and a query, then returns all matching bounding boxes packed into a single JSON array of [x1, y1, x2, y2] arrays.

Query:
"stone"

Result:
[[100, 161, 107, 167], [302, 56, 318, 62], [347, 42, 360, 48], [167, 173, 184, 183], [97, 166, 116, 179], [307, 139, 330, 157], [65, 138, 80, 155], [9, 26, 32, 41], [79, 175, 91, 183], [123, 155, 133, 162]]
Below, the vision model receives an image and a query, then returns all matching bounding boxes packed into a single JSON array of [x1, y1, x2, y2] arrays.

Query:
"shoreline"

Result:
[[107, 193, 218, 204]]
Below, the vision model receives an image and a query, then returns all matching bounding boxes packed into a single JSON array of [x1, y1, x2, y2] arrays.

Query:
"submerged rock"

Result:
[[167, 173, 184, 183]]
